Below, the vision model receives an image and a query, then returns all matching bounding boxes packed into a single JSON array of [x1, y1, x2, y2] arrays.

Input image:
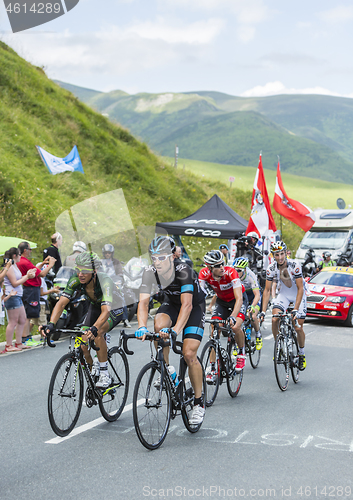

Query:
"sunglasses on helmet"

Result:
[[151, 253, 173, 262]]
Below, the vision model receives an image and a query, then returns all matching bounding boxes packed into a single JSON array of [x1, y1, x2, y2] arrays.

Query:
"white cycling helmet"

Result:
[[204, 250, 224, 266], [73, 241, 87, 253]]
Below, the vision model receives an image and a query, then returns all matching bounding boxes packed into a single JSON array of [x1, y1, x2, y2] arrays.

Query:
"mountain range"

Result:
[[55, 81, 353, 184]]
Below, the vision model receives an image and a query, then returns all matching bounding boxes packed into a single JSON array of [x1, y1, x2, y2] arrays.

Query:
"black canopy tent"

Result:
[[156, 194, 248, 239]]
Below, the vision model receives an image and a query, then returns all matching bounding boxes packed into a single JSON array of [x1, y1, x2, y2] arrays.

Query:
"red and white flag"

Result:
[[273, 160, 316, 232], [246, 154, 277, 237]]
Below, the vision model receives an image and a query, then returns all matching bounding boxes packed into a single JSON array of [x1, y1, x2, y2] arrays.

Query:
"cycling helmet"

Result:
[[233, 257, 249, 269], [75, 251, 101, 272], [323, 251, 331, 259], [102, 243, 114, 255], [204, 250, 224, 266], [270, 240, 287, 254], [73, 241, 87, 253], [219, 244, 229, 251], [148, 236, 176, 255]]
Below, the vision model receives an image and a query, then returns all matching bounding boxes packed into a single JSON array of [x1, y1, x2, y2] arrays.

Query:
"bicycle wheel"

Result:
[[226, 345, 243, 397], [274, 333, 289, 391], [290, 332, 300, 384], [181, 357, 206, 433], [248, 326, 261, 369], [200, 340, 220, 407], [133, 362, 171, 450], [48, 353, 84, 437], [99, 346, 129, 422]]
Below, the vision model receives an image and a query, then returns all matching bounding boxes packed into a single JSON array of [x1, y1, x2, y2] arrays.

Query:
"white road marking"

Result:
[[45, 398, 144, 444]]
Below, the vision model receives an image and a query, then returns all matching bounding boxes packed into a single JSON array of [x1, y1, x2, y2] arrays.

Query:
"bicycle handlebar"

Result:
[[272, 313, 300, 328], [124, 329, 184, 356], [45, 329, 100, 351]]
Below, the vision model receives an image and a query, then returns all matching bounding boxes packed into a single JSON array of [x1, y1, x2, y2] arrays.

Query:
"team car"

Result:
[[306, 266, 353, 326]]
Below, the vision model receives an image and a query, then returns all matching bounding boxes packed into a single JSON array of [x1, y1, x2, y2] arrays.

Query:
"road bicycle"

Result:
[[272, 312, 300, 391], [200, 319, 243, 407], [242, 306, 261, 369], [46, 328, 130, 437], [123, 331, 206, 450]]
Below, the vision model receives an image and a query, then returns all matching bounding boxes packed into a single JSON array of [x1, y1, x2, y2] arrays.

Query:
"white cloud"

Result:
[[122, 17, 224, 44], [241, 81, 353, 98], [318, 5, 353, 23], [160, 0, 269, 42], [1, 19, 219, 80]]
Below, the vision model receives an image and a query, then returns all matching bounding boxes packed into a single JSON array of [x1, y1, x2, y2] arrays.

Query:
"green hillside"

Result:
[[169, 157, 353, 210], [0, 41, 264, 262], [56, 82, 353, 183]]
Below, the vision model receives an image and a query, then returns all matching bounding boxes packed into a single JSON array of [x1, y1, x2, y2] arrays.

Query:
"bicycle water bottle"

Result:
[[245, 326, 251, 342], [168, 366, 179, 387]]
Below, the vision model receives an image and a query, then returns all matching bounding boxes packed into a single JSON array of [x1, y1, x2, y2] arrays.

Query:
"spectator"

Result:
[[17, 241, 56, 346], [64, 241, 87, 268], [1, 247, 36, 353], [0, 258, 13, 283], [219, 244, 230, 264], [175, 246, 182, 259], [30, 263, 60, 339], [43, 232, 62, 275], [316, 251, 336, 273]]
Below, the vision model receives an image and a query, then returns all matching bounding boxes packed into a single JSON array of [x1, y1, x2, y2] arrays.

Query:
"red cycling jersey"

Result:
[[198, 266, 244, 302]]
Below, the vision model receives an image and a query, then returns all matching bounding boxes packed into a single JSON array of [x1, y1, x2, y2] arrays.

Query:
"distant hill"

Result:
[[56, 81, 353, 184]]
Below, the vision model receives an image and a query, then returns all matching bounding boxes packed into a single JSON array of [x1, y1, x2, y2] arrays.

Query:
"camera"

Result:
[[2, 258, 14, 267]]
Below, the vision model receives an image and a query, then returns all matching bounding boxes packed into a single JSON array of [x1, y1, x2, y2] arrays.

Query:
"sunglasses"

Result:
[[151, 254, 172, 262], [75, 267, 93, 274], [212, 263, 224, 268], [235, 268, 244, 273]]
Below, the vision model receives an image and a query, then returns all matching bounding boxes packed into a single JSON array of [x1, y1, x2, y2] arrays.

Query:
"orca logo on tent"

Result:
[[184, 229, 222, 237], [4, 0, 80, 33], [184, 219, 229, 225]]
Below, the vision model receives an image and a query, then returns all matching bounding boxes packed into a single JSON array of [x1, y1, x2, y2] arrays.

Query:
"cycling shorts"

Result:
[[246, 290, 261, 311], [157, 301, 205, 342], [272, 288, 307, 319], [82, 304, 124, 332], [212, 294, 248, 322]]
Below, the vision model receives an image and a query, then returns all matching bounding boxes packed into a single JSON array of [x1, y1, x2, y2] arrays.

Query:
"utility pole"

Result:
[[174, 145, 178, 168]]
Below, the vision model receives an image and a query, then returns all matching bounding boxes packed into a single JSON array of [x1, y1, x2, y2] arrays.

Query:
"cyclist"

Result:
[[41, 251, 125, 388], [135, 236, 206, 425], [260, 241, 307, 371], [199, 250, 247, 379], [233, 256, 262, 350]]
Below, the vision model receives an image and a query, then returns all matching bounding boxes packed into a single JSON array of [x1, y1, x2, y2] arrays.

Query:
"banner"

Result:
[[246, 154, 277, 237], [273, 160, 316, 232], [36, 145, 84, 175]]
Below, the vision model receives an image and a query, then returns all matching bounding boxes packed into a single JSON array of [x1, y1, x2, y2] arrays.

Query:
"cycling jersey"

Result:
[[238, 268, 259, 292], [266, 259, 303, 287], [62, 272, 124, 310], [198, 266, 244, 302], [140, 261, 205, 306]]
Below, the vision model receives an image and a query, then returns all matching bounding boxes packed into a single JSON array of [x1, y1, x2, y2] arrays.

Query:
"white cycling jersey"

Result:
[[240, 267, 259, 291]]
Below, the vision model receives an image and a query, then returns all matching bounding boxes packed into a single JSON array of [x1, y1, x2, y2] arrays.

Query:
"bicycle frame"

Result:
[[206, 320, 235, 379]]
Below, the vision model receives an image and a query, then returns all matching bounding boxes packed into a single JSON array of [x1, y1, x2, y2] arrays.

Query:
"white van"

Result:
[[296, 209, 353, 263]]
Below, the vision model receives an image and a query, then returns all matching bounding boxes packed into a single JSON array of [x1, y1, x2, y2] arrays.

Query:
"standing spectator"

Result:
[[0, 258, 13, 283], [219, 244, 230, 264], [17, 241, 56, 345], [175, 246, 182, 259], [43, 232, 62, 275], [64, 241, 87, 268], [1, 247, 36, 352], [31, 264, 60, 339]]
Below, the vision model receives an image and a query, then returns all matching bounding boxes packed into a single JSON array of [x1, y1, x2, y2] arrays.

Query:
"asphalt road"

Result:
[[1, 316, 352, 500]]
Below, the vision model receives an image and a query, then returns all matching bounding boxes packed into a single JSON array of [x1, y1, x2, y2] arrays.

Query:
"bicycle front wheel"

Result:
[[181, 357, 206, 433], [99, 346, 129, 422], [48, 353, 83, 437], [290, 332, 300, 384], [274, 334, 289, 391], [133, 362, 171, 450], [226, 346, 243, 397], [200, 340, 220, 407], [248, 327, 261, 369]]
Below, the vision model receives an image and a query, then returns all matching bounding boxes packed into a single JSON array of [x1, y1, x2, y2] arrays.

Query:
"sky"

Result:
[[1, 0, 353, 97]]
